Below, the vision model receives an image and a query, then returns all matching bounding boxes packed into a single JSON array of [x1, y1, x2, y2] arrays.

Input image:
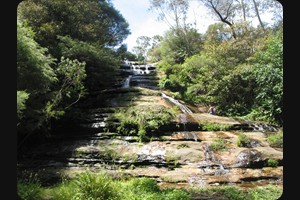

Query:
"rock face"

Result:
[[235, 149, 264, 168], [17, 68, 283, 191]]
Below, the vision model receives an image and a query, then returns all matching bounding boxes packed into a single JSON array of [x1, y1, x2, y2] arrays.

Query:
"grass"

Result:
[[189, 185, 282, 200], [18, 171, 191, 200], [236, 133, 251, 147], [165, 152, 181, 168], [18, 170, 282, 200], [266, 159, 279, 167], [210, 137, 227, 151], [177, 143, 190, 149], [202, 123, 233, 131], [267, 130, 283, 148], [114, 106, 177, 142]]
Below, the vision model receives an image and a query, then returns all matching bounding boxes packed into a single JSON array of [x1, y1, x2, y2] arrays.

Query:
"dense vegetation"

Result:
[[17, 171, 282, 200], [17, 0, 283, 199], [148, 25, 283, 125], [17, 0, 132, 147], [140, 0, 283, 126], [17, 0, 283, 147]]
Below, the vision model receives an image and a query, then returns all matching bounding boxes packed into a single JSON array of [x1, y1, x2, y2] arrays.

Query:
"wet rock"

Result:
[[136, 142, 167, 166], [235, 149, 265, 168]]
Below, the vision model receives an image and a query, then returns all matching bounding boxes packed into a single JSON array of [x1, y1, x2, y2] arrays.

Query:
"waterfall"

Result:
[[161, 93, 193, 114], [122, 75, 132, 88], [203, 143, 226, 173], [251, 123, 278, 132]]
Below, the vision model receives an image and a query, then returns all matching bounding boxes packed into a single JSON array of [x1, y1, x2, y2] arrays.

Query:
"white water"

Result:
[[161, 93, 193, 114], [203, 143, 226, 174], [122, 75, 132, 88]]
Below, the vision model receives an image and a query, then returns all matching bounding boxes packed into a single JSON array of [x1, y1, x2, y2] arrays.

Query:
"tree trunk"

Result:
[[240, 0, 246, 21], [252, 0, 265, 30]]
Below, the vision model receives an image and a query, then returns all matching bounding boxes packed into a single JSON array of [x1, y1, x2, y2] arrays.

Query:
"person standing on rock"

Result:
[[208, 105, 216, 115]]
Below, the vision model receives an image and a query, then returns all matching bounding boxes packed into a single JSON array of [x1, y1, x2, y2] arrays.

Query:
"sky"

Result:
[[111, 0, 282, 52], [111, 0, 217, 52]]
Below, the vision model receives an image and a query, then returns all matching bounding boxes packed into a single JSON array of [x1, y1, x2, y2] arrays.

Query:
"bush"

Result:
[[266, 159, 278, 167], [17, 181, 42, 200], [210, 138, 227, 151], [128, 177, 160, 193], [267, 130, 283, 148], [248, 185, 282, 200], [237, 133, 251, 147], [72, 171, 117, 200], [202, 123, 232, 131], [115, 106, 176, 142]]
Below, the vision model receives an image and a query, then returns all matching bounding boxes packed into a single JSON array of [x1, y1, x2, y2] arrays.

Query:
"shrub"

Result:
[[17, 180, 42, 200], [266, 159, 278, 167], [248, 185, 282, 200], [267, 130, 283, 148], [202, 123, 232, 131], [114, 106, 176, 142], [236, 133, 251, 147], [72, 171, 117, 199], [210, 138, 227, 151]]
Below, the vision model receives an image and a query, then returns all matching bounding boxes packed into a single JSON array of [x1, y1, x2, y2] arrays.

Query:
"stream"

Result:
[[17, 64, 283, 190]]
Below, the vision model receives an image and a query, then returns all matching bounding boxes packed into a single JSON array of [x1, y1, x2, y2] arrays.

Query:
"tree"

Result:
[[149, 0, 202, 61], [250, 28, 283, 124], [199, 0, 239, 39], [58, 36, 118, 92], [17, 19, 88, 147], [132, 36, 152, 62], [251, 0, 265, 30], [115, 44, 137, 61], [149, 0, 190, 30], [17, 19, 57, 142], [18, 0, 130, 57]]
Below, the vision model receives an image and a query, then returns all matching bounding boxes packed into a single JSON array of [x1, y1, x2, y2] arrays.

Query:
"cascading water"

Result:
[[202, 143, 226, 174], [161, 93, 201, 141], [161, 93, 192, 114], [122, 75, 132, 88], [251, 123, 278, 132]]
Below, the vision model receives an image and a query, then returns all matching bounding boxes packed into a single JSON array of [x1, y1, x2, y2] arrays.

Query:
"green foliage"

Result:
[[17, 19, 57, 94], [18, 171, 282, 200], [155, 23, 282, 125], [177, 143, 190, 149], [18, 173, 191, 200], [17, 91, 30, 121], [267, 130, 283, 148], [248, 29, 283, 125], [165, 152, 181, 168], [156, 27, 203, 65], [18, 0, 130, 53], [210, 138, 227, 151], [236, 133, 251, 147], [189, 185, 282, 200], [115, 106, 176, 142], [52, 57, 87, 109], [128, 177, 160, 193], [58, 35, 119, 92], [17, 19, 57, 134], [266, 159, 278, 167], [44, 179, 78, 200], [221, 186, 248, 200], [248, 185, 282, 200], [17, 19, 88, 142], [17, 181, 42, 200], [202, 123, 232, 131], [72, 171, 116, 200], [17, 172, 42, 200]]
